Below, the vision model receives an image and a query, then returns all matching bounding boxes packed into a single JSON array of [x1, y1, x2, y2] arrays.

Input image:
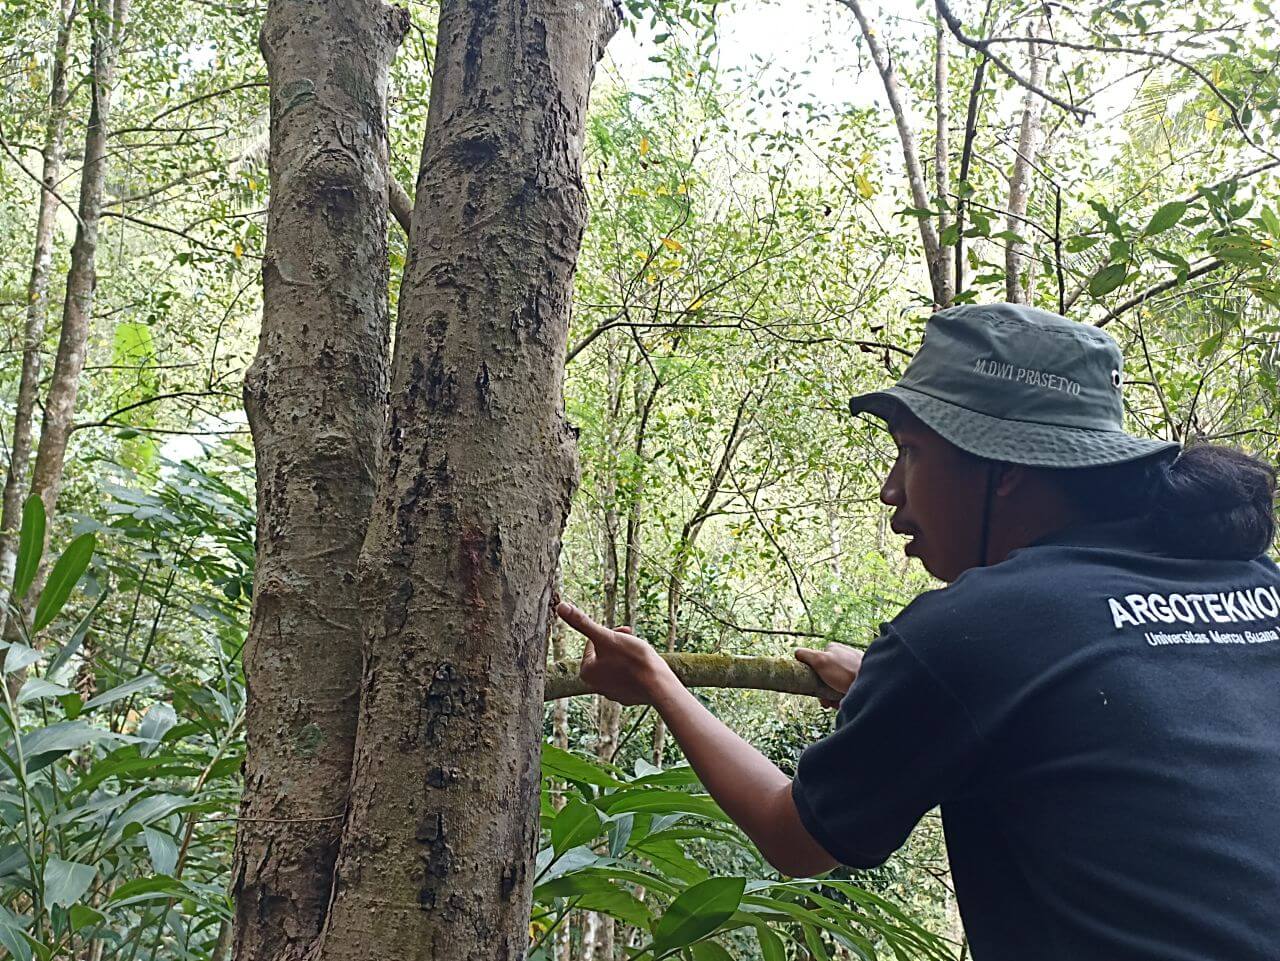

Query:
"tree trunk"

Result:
[[232, 2, 407, 959], [840, 0, 948, 306], [933, 19, 953, 305], [0, 0, 77, 599], [28, 0, 129, 532], [311, 4, 618, 959], [1005, 23, 1046, 304]]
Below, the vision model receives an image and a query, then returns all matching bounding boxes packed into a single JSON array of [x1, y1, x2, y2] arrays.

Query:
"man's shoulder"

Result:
[[889, 547, 1076, 649]]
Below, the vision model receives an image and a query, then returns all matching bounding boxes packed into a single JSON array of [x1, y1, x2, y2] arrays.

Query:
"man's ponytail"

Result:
[[1149, 445, 1277, 560]]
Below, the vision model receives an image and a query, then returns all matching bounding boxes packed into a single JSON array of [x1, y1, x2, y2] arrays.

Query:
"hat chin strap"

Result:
[[977, 461, 999, 569]]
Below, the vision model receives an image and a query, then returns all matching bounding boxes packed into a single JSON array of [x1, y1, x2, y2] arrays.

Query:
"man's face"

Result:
[[879, 412, 991, 583]]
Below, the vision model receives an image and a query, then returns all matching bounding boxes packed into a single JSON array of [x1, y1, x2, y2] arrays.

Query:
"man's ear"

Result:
[[993, 462, 1028, 496]]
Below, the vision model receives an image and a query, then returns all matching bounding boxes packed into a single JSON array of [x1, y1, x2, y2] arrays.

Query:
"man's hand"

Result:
[[794, 642, 864, 709], [556, 601, 679, 705]]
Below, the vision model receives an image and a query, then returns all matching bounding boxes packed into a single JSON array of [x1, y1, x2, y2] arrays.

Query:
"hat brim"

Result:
[[848, 386, 1180, 469]]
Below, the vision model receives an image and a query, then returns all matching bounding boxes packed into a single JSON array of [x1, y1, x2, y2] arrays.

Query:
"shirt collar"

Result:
[[1028, 517, 1162, 553]]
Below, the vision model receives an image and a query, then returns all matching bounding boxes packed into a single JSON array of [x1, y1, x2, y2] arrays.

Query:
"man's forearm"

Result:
[[647, 675, 837, 877]]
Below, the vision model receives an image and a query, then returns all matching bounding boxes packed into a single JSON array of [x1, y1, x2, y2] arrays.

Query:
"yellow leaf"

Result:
[[689, 297, 706, 310], [660, 236, 683, 252], [646, 271, 657, 284], [1205, 107, 1222, 132], [248, 177, 257, 190], [676, 182, 688, 195], [632, 249, 648, 260], [233, 241, 244, 259], [656, 185, 669, 195], [855, 173, 875, 199], [628, 186, 648, 197], [639, 136, 650, 155]]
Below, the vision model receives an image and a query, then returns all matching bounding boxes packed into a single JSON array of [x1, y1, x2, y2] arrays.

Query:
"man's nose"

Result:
[[879, 464, 903, 506]]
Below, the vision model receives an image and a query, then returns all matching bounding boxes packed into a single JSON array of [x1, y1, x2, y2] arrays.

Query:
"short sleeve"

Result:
[[791, 626, 984, 868]]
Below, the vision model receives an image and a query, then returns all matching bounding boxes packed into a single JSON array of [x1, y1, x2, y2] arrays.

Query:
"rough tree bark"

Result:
[[310, 3, 619, 959], [839, 0, 949, 306], [0, 0, 77, 597], [27, 0, 129, 537], [232, 1, 407, 959], [1005, 23, 1046, 304]]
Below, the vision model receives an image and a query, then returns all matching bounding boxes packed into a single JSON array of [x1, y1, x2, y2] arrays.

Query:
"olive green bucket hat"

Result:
[[849, 303, 1180, 468]]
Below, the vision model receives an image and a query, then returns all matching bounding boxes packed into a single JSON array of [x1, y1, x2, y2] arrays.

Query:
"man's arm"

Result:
[[648, 672, 838, 877], [556, 602, 839, 878]]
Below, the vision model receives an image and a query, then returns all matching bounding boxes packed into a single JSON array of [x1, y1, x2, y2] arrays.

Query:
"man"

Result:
[[557, 303, 1280, 960]]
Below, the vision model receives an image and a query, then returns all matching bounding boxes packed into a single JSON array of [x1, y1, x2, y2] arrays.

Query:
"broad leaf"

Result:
[[144, 827, 179, 877], [83, 674, 158, 711], [690, 942, 735, 961], [1144, 201, 1187, 235], [3, 644, 44, 675], [32, 533, 96, 632], [541, 744, 624, 787], [43, 857, 96, 908], [16, 677, 72, 705], [12, 495, 44, 602], [1087, 262, 1129, 297], [137, 702, 178, 743], [551, 797, 603, 855], [651, 876, 745, 955], [20, 720, 106, 758]]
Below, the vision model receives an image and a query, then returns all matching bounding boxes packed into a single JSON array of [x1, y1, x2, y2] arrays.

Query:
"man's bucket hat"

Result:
[[849, 303, 1180, 468]]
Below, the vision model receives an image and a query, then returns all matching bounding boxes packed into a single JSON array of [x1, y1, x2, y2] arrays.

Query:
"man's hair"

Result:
[[1049, 445, 1277, 560]]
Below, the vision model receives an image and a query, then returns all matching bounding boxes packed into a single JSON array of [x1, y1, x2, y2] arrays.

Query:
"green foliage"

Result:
[[531, 746, 953, 961]]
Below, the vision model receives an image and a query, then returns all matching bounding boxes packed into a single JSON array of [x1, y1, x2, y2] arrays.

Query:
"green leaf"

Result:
[[20, 720, 107, 758], [67, 904, 106, 932], [107, 874, 184, 904], [1087, 262, 1129, 297], [535, 874, 653, 927], [0, 922, 31, 961], [1064, 234, 1099, 253], [32, 533, 96, 632], [83, 674, 158, 711], [1143, 201, 1187, 235], [551, 797, 604, 855], [137, 703, 178, 743], [16, 677, 71, 704], [939, 224, 959, 246], [12, 495, 45, 602], [751, 919, 787, 961], [651, 876, 746, 955], [143, 827, 179, 877], [689, 942, 735, 961], [43, 857, 96, 909], [541, 744, 624, 787], [599, 787, 730, 822], [4, 644, 44, 675], [47, 591, 107, 678]]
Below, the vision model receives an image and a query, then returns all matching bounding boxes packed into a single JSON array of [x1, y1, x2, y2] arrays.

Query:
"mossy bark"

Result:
[[545, 653, 833, 701]]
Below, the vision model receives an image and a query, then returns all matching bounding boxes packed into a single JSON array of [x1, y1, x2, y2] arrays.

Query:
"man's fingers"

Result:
[[794, 647, 824, 667], [557, 601, 619, 646], [615, 626, 635, 635]]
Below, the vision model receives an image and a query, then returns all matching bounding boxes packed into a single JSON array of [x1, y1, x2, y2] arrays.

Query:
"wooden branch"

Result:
[[1094, 258, 1226, 328], [1006, 19, 1047, 303], [934, 0, 1090, 121], [544, 653, 834, 700], [838, 0, 948, 305], [388, 176, 413, 234]]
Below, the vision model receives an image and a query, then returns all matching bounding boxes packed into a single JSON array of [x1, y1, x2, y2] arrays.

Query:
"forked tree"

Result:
[[234, 1, 620, 959]]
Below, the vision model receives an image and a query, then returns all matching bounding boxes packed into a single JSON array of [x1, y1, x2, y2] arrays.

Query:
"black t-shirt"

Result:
[[792, 519, 1280, 961]]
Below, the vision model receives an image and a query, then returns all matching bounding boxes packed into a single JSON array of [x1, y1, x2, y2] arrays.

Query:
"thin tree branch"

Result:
[[934, 0, 1091, 120], [1095, 258, 1227, 328]]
